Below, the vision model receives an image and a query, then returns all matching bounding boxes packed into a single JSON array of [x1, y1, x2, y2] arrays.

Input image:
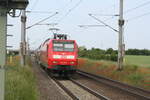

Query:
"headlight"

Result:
[[53, 55, 61, 59], [67, 55, 75, 59], [70, 62, 74, 64], [52, 61, 58, 64]]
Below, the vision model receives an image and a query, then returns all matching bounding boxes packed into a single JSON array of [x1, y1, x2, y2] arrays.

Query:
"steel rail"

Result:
[[77, 70, 150, 100], [38, 66, 79, 100], [70, 78, 111, 100], [52, 78, 79, 100]]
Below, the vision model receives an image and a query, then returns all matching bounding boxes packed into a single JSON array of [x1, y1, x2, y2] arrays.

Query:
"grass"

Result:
[[77, 58, 150, 90], [5, 56, 39, 100], [125, 55, 150, 67]]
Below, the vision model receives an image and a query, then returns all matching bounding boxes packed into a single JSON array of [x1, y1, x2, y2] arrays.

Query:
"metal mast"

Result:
[[20, 10, 27, 66], [118, 0, 125, 70], [0, 7, 7, 100]]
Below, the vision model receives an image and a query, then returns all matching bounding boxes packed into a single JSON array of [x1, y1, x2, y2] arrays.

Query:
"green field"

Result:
[[125, 55, 150, 67]]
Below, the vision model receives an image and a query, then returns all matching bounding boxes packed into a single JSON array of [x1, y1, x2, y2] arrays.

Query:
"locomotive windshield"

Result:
[[53, 40, 74, 52]]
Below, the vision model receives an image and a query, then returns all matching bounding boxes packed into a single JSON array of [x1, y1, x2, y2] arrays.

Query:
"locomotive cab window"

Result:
[[53, 40, 74, 52]]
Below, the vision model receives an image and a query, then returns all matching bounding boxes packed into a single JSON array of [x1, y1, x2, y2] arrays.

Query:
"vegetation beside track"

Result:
[[5, 56, 39, 100], [79, 47, 118, 61], [77, 58, 150, 90]]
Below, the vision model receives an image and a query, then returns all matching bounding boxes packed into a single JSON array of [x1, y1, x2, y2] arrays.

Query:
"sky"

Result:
[[7, 0, 150, 50]]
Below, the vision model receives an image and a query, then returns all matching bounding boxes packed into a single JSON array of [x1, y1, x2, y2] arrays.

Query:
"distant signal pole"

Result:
[[118, 0, 125, 70], [20, 10, 27, 66]]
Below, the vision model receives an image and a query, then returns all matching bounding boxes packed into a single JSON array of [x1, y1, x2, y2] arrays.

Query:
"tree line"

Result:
[[78, 47, 118, 61], [78, 46, 150, 61], [126, 49, 150, 56]]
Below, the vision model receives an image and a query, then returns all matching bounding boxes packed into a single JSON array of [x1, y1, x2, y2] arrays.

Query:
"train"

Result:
[[35, 34, 78, 77]]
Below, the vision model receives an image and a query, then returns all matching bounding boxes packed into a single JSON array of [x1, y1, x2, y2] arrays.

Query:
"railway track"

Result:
[[69, 78, 110, 100], [55, 78, 110, 100], [76, 70, 150, 100], [52, 78, 79, 100], [38, 66, 110, 100]]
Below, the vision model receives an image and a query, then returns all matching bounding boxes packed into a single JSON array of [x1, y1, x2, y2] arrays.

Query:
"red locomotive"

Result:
[[36, 34, 78, 76]]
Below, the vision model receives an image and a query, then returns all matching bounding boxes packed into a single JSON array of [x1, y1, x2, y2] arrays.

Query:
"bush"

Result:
[[127, 73, 144, 86], [110, 53, 118, 61], [79, 47, 118, 61]]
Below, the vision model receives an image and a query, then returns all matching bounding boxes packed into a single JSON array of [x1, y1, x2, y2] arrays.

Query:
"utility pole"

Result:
[[0, 7, 7, 100], [20, 10, 27, 66], [118, 0, 125, 70], [0, 8, 7, 69]]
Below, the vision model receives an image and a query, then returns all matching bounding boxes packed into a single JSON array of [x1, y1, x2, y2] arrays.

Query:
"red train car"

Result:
[[37, 34, 78, 76]]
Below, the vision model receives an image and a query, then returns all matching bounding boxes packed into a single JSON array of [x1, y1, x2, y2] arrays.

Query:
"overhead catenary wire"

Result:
[[78, 24, 106, 29], [29, 0, 98, 49], [127, 11, 150, 22], [91, 14, 119, 17], [88, 1, 118, 22], [29, 0, 39, 11], [124, 1, 150, 14], [27, 0, 40, 18], [92, 1, 150, 22], [28, 0, 149, 50], [26, 12, 59, 29], [89, 14, 118, 32], [90, 14, 119, 22], [57, 0, 83, 23], [56, 0, 73, 11], [30, 32, 52, 49], [46, 0, 74, 24]]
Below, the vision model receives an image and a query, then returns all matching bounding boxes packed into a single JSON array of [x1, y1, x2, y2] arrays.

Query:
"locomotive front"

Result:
[[48, 35, 78, 76]]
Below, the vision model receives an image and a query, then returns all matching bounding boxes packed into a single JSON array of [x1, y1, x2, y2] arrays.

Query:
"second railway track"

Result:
[[75, 70, 150, 100]]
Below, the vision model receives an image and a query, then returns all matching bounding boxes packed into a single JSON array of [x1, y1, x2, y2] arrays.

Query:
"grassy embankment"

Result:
[[5, 56, 39, 100], [77, 56, 150, 90]]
